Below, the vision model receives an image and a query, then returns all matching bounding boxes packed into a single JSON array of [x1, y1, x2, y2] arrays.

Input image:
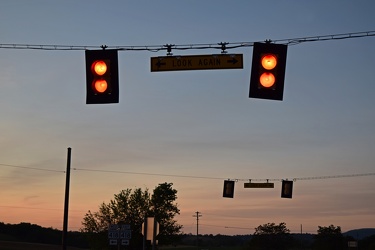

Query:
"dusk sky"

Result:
[[1, 1, 374, 235]]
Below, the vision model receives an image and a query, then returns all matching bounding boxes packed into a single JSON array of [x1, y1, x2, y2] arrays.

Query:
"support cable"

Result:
[[1, 163, 374, 182], [1, 31, 374, 52], [0, 163, 65, 173], [72, 167, 375, 183]]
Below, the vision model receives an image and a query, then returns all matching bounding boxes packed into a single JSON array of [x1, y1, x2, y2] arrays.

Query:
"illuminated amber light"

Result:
[[93, 79, 108, 93], [261, 54, 277, 70], [92, 60, 107, 76], [260, 72, 275, 88]]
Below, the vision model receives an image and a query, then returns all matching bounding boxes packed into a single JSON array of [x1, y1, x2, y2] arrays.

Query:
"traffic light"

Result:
[[249, 42, 287, 100], [281, 180, 293, 199], [223, 180, 235, 198], [85, 49, 119, 104]]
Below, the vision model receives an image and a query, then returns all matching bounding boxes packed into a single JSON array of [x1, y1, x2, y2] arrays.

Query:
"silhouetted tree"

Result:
[[81, 182, 181, 249], [247, 222, 295, 250], [151, 182, 182, 244], [313, 225, 345, 250]]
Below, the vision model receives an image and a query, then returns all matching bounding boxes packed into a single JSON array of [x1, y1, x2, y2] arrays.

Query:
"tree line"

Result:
[[245, 222, 375, 250], [1, 222, 375, 249], [1, 183, 375, 249], [0, 222, 89, 248]]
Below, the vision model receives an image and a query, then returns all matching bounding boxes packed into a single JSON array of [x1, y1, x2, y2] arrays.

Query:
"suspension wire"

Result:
[[72, 167, 223, 180], [72, 167, 375, 183], [0, 163, 65, 173], [1, 31, 374, 52], [236, 172, 375, 182], [1, 162, 374, 182], [0, 44, 96, 51], [282, 30, 375, 45]]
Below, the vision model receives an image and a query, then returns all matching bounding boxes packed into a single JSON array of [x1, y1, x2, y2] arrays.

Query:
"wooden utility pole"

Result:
[[192, 211, 202, 247], [62, 147, 71, 250]]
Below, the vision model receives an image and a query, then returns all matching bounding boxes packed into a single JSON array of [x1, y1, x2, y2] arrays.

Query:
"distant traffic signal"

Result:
[[85, 49, 119, 104], [281, 180, 293, 199], [223, 180, 235, 198], [249, 42, 287, 100]]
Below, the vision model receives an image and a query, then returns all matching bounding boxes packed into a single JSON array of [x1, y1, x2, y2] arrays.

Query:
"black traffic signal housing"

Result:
[[249, 42, 287, 101], [85, 49, 119, 104], [223, 180, 235, 198], [281, 180, 293, 199]]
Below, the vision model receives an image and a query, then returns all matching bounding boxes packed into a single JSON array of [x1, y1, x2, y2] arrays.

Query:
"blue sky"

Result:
[[0, 1, 375, 235]]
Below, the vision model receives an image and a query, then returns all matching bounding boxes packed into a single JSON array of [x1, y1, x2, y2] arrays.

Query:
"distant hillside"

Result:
[[344, 228, 375, 240]]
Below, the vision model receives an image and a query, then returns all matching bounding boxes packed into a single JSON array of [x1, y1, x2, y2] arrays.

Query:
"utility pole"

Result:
[[62, 147, 71, 250], [300, 224, 303, 250], [192, 211, 202, 247]]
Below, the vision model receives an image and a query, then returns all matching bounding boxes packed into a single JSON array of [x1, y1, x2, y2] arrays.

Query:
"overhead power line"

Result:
[[0, 163, 65, 173], [275, 30, 375, 45], [72, 167, 222, 180], [1, 162, 374, 182], [0, 31, 374, 52], [239, 172, 375, 182], [72, 167, 375, 183], [0, 205, 86, 213]]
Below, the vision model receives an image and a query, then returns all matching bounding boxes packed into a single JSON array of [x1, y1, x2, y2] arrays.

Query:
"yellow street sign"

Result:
[[244, 182, 274, 188], [151, 54, 243, 72]]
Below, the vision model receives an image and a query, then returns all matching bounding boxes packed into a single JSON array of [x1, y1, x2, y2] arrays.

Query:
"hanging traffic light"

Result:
[[249, 42, 287, 101], [281, 180, 293, 199], [85, 49, 119, 104], [223, 180, 235, 198]]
